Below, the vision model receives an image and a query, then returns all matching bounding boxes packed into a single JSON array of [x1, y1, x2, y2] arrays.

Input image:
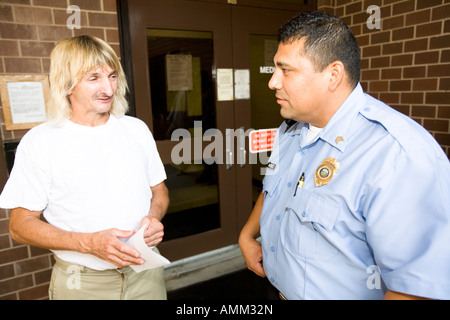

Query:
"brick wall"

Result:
[[0, 0, 120, 300], [320, 0, 450, 157]]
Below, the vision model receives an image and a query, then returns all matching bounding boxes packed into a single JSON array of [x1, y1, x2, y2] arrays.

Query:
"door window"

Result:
[[147, 29, 220, 240]]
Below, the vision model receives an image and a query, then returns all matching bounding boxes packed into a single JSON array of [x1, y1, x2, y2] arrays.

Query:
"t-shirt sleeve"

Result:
[[0, 135, 50, 211], [144, 126, 167, 187]]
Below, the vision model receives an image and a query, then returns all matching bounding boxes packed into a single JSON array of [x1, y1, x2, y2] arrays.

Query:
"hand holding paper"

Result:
[[125, 224, 170, 273]]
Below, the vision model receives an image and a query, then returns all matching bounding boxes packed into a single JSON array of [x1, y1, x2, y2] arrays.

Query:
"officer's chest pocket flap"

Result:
[[262, 174, 281, 197], [286, 189, 339, 232]]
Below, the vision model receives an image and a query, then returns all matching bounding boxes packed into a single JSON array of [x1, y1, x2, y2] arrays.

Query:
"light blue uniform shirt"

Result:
[[260, 84, 450, 300]]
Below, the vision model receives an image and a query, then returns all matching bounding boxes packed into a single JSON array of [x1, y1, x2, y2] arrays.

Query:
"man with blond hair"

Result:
[[0, 35, 169, 300]]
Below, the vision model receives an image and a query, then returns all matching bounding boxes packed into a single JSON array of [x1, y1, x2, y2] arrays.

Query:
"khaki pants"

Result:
[[49, 255, 167, 300]]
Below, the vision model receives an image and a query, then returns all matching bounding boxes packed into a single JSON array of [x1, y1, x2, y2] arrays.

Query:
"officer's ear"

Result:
[[326, 60, 345, 92]]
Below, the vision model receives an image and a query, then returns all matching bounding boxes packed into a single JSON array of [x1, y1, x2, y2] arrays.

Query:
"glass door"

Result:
[[125, 0, 237, 261], [120, 0, 314, 261], [231, 5, 306, 230], [146, 29, 220, 241]]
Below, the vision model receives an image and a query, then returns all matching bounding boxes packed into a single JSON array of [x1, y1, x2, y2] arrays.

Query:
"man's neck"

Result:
[[70, 112, 110, 127]]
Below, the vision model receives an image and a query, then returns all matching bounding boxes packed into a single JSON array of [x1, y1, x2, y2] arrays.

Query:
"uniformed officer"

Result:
[[239, 11, 450, 300]]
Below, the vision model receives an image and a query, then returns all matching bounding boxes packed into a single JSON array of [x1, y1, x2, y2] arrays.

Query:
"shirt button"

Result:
[[270, 246, 275, 252], [287, 182, 292, 188], [276, 215, 280, 221], [270, 277, 275, 283], [302, 211, 307, 217]]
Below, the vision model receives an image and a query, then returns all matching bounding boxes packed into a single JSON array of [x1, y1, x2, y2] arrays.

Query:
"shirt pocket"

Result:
[[284, 188, 340, 260], [286, 188, 339, 231]]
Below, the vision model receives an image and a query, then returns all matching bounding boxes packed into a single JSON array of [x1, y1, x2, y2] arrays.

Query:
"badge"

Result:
[[314, 157, 339, 187]]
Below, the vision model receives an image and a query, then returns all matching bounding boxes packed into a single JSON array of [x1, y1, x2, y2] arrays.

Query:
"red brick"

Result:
[[428, 64, 450, 78], [382, 68, 402, 79], [415, 51, 439, 64], [413, 78, 438, 91], [416, 21, 442, 38], [0, 23, 37, 40], [0, 247, 28, 265], [424, 119, 449, 132], [426, 92, 450, 105], [432, 3, 450, 20], [438, 106, 450, 119], [417, 0, 444, 10], [392, 54, 414, 67], [18, 283, 49, 300], [430, 35, 450, 50], [403, 66, 426, 78], [69, 0, 102, 11], [412, 105, 436, 118], [15, 256, 51, 275], [439, 78, 450, 91], [88, 12, 118, 28], [369, 80, 389, 92], [401, 92, 424, 104], [404, 38, 428, 53], [4, 57, 42, 73], [390, 80, 411, 91], [406, 10, 431, 26], [0, 275, 33, 296], [435, 133, 450, 146], [382, 42, 403, 55], [392, 26, 414, 41], [393, 0, 415, 15]]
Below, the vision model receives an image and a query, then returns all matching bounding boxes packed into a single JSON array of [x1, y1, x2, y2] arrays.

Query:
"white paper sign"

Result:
[[234, 69, 250, 100], [125, 224, 170, 273], [217, 68, 234, 101], [166, 54, 193, 91], [7, 81, 47, 124]]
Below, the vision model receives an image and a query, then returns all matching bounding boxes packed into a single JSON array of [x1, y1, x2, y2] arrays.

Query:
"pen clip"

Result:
[[293, 172, 305, 197]]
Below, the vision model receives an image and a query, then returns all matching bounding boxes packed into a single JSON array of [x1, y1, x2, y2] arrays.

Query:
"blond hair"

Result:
[[47, 35, 129, 125]]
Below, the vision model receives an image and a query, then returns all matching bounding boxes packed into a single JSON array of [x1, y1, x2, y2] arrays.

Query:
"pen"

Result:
[[293, 172, 305, 197]]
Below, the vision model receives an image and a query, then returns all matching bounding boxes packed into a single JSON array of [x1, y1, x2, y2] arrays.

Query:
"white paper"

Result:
[[126, 224, 170, 273], [7, 81, 47, 124], [234, 69, 250, 100], [216, 68, 234, 101], [166, 54, 193, 91]]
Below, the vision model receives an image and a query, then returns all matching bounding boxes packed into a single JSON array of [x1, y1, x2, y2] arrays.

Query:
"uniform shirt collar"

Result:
[[305, 83, 365, 152]]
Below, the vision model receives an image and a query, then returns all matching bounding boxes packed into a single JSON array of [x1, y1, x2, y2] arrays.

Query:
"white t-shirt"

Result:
[[0, 115, 166, 270], [306, 124, 322, 143]]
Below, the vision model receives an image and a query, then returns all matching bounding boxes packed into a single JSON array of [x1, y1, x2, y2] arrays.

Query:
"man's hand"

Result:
[[82, 228, 144, 268], [239, 236, 266, 278], [140, 215, 164, 247], [239, 192, 266, 278]]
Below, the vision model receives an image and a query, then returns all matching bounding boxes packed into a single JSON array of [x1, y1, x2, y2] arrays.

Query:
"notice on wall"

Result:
[[217, 68, 234, 101], [166, 54, 193, 91], [234, 69, 250, 100], [7, 81, 47, 124]]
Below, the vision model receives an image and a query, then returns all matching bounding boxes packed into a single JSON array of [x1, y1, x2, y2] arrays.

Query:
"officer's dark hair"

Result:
[[278, 11, 361, 88]]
